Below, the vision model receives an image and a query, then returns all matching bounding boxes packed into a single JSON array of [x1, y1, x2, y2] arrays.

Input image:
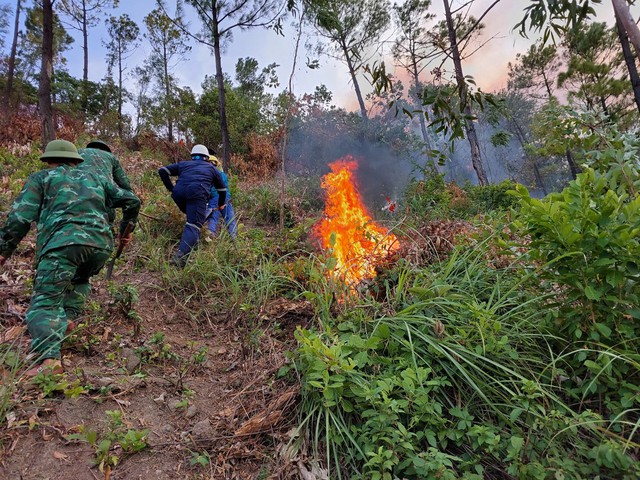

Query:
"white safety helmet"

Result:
[[191, 144, 209, 157]]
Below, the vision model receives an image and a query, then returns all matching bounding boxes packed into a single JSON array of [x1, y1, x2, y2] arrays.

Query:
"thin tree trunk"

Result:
[[1, 0, 21, 117], [279, 9, 305, 231], [39, 0, 56, 144], [163, 40, 173, 142], [599, 96, 610, 117], [443, 0, 487, 185], [541, 70, 554, 99], [615, 8, 640, 114], [411, 61, 436, 173], [512, 117, 547, 195], [118, 41, 124, 138], [80, 0, 89, 115], [212, 2, 232, 171], [341, 40, 368, 120], [532, 161, 547, 195], [612, 0, 640, 55], [566, 147, 580, 180]]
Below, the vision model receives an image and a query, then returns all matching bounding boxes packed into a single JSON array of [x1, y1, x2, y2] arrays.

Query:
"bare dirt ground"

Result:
[[0, 248, 313, 480]]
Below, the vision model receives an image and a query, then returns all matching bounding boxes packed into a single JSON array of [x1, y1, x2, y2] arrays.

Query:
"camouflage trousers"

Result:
[[26, 245, 111, 360]]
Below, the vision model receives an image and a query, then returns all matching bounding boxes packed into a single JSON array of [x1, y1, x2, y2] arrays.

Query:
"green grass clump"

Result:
[[293, 240, 640, 480]]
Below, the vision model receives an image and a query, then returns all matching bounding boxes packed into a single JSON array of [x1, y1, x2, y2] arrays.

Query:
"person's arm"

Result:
[[105, 182, 142, 237], [0, 174, 43, 260], [111, 155, 133, 192], [211, 168, 227, 208], [158, 163, 179, 192]]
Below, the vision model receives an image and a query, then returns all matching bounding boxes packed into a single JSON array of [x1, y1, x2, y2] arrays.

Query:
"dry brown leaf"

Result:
[[53, 451, 68, 460], [1, 325, 26, 343], [5, 411, 17, 428], [102, 327, 112, 342], [234, 388, 298, 436], [28, 414, 38, 430]]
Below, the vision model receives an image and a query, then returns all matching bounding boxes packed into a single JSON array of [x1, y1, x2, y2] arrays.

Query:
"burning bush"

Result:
[[312, 156, 399, 289]]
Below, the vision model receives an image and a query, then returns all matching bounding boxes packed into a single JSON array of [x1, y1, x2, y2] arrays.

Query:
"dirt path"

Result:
[[0, 263, 311, 479]]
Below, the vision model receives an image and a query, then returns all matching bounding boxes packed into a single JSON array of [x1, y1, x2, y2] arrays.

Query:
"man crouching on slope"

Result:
[[0, 140, 141, 377], [158, 144, 227, 267]]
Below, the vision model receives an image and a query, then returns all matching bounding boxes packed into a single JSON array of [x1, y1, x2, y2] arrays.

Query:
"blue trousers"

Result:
[[172, 189, 208, 256], [207, 201, 238, 238]]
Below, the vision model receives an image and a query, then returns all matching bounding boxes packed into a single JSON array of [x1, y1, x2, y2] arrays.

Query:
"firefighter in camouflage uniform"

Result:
[[78, 140, 134, 223], [0, 140, 141, 377]]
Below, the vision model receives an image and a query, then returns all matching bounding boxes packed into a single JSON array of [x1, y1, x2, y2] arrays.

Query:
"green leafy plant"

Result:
[[31, 370, 88, 399], [66, 410, 149, 472], [109, 283, 142, 335], [0, 342, 24, 426], [294, 238, 640, 479], [190, 450, 211, 467], [513, 169, 640, 346]]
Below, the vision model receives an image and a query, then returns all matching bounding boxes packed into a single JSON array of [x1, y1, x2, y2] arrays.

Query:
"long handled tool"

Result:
[[105, 222, 134, 280]]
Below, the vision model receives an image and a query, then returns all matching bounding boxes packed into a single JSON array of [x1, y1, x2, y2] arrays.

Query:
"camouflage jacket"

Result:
[[78, 147, 133, 191], [0, 164, 140, 260]]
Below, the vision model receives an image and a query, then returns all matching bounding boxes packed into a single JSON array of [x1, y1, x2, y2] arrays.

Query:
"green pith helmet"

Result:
[[86, 140, 112, 153], [40, 139, 84, 163]]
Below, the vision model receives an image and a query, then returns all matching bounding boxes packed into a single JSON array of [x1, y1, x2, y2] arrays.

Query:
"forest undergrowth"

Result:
[[0, 127, 639, 479]]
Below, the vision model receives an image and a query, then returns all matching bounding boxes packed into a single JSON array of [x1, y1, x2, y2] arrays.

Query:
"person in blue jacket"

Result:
[[158, 144, 227, 266], [206, 152, 238, 239]]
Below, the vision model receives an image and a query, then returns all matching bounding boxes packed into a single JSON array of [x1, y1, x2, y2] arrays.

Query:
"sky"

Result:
[[0, 0, 635, 111]]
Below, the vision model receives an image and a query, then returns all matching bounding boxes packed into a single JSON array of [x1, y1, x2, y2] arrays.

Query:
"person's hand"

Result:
[[0, 255, 6, 266], [219, 204, 226, 211], [118, 233, 133, 247]]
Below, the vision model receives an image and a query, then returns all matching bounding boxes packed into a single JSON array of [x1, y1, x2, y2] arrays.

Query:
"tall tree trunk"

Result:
[[512, 117, 547, 195], [81, 0, 89, 115], [599, 96, 610, 117], [1, 0, 21, 117], [566, 147, 580, 180], [212, 2, 232, 171], [411, 59, 437, 173], [163, 41, 173, 142], [280, 9, 305, 231], [39, 0, 56, 144], [612, 0, 640, 55], [118, 41, 124, 138], [443, 0, 488, 185], [341, 40, 368, 120], [541, 70, 554, 99], [615, 8, 640, 114]]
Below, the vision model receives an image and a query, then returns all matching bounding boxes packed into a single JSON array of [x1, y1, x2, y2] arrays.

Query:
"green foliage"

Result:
[[403, 174, 451, 220], [466, 180, 519, 213], [403, 176, 518, 221], [0, 146, 43, 199], [108, 283, 141, 333], [190, 450, 211, 467], [135, 331, 180, 365], [294, 240, 640, 479], [32, 371, 88, 399], [558, 22, 629, 118], [512, 168, 640, 414], [0, 343, 24, 426], [243, 184, 293, 226], [66, 410, 149, 472], [529, 102, 640, 167], [516, 0, 599, 42], [513, 168, 640, 345]]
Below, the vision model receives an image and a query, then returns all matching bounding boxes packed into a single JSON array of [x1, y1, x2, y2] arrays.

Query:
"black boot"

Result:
[[170, 250, 187, 267]]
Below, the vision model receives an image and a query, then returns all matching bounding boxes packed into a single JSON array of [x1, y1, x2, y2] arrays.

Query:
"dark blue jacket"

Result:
[[158, 158, 227, 207]]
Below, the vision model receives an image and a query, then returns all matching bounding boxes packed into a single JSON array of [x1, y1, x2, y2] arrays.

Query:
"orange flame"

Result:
[[313, 156, 399, 288]]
